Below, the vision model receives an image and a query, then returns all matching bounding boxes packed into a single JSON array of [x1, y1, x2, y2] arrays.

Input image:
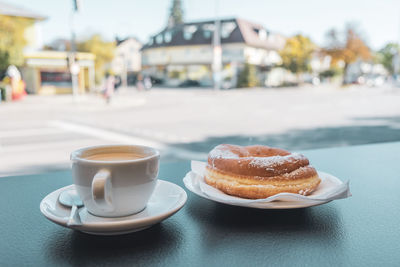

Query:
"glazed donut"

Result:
[[205, 144, 321, 199]]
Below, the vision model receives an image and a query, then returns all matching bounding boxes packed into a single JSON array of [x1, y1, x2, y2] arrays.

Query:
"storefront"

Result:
[[22, 51, 95, 95]]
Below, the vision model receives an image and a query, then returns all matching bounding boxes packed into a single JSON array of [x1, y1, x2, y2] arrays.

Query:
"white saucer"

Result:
[[183, 161, 351, 209], [40, 180, 187, 235]]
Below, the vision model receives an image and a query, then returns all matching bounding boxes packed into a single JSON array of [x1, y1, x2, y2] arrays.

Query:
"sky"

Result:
[[10, 0, 400, 50]]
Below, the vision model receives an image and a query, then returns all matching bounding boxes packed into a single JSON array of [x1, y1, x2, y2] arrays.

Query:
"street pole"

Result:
[[70, 0, 80, 101], [212, 0, 222, 90], [396, 8, 400, 83], [123, 59, 128, 89]]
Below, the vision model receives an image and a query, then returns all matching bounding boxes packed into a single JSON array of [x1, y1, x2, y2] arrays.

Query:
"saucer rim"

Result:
[[40, 180, 187, 232]]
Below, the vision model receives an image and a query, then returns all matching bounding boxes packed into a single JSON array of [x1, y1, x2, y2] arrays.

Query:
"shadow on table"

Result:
[[185, 198, 344, 252], [184, 199, 347, 265], [44, 221, 182, 265], [187, 199, 341, 233]]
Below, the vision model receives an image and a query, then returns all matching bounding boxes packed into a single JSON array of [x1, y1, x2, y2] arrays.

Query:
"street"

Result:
[[1, 85, 400, 176]]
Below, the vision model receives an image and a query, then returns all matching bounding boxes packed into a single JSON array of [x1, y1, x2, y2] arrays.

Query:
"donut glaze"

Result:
[[205, 144, 321, 199]]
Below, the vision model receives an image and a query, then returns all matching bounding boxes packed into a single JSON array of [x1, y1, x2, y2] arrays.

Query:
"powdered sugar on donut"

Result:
[[248, 153, 305, 169], [209, 146, 239, 159]]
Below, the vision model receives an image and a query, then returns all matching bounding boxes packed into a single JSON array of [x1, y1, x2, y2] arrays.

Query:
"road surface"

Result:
[[1, 85, 400, 176]]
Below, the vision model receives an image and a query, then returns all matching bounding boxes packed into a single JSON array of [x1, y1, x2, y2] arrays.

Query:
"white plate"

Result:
[[183, 162, 350, 209], [40, 180, 187, 235]]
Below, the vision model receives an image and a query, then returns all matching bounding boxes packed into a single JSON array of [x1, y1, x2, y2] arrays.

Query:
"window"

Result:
[[183, 25, 197, 40], [202, 24, 215, 39], [258, 29, 267, 40], [203, 31, 212, 39], [40, 71, 72, 87], [221, 22, 236, 38], [156, 34, 163, 44], [164, 31, 172, 43]]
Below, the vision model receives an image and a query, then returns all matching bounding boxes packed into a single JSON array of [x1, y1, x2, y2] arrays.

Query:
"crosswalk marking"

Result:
[[0, 128, 65, 138]]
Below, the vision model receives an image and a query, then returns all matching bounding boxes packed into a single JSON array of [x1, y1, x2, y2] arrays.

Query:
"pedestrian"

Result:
[[5, 65, 26, 101], [144, 76, 152, 90], [136, 73, 144, 91], [104, 72, 115, 104]]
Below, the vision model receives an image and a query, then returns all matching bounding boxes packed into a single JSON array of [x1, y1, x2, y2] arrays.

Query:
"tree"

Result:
[[167, 0, 184, 28], [0, 15, 34, 72], [279, 34, 315, 77], [237, 62, 259, 88], [377, 43, 399, 75], [323, 24, 371, 83], [77, 34, 115, 83], [0, 50, 10, 78]]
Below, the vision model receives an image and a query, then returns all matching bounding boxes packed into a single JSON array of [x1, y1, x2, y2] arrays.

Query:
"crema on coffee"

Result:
[[84, 152, 142, 161]]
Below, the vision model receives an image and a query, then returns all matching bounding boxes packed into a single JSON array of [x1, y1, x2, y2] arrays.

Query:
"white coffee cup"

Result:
[[70, 145, 160, 217]]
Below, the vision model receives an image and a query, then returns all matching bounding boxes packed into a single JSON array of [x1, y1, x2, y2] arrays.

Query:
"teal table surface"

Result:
[[1, 142, 400, 266]]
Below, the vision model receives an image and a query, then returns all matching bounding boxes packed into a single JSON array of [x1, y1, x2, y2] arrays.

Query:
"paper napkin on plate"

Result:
[[186, 161, 351, 205]]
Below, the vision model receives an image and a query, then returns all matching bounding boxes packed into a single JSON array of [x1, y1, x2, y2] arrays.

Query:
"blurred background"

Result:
[[1, 0, 400, 176]]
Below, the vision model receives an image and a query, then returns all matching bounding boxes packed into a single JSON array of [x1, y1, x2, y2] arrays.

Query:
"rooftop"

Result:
[[115, 36, 141, 46], [0, 1, 47, 20], [142, 17, 285, 51]]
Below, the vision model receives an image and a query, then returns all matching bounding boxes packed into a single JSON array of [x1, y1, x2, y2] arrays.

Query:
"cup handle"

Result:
[[92, 169, 113, 211]]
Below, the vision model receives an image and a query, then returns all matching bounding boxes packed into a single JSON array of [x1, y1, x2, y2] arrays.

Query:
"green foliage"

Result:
[[168, 0, 184, 27], [279, 34, 315, 74], [377, 43, 399, 74], [0, 15, 34, 71], [77, 34, 115, 83], [0, 50, 10, 75], [237, 63, 259, 88]]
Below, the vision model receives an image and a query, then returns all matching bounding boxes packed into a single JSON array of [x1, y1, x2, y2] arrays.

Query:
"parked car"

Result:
[[179, 80, 200, 87]]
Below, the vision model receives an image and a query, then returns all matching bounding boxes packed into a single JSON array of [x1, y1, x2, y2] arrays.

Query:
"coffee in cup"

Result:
[[70, 145, 160, 217], [84, 152, 143, 161]]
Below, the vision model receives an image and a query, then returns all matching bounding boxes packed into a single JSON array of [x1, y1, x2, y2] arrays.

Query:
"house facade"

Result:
[[22, 51, 95, 94], [141, 18, 285, 88], [1, 1, 95, 94], [111, 37, 142, 85]]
